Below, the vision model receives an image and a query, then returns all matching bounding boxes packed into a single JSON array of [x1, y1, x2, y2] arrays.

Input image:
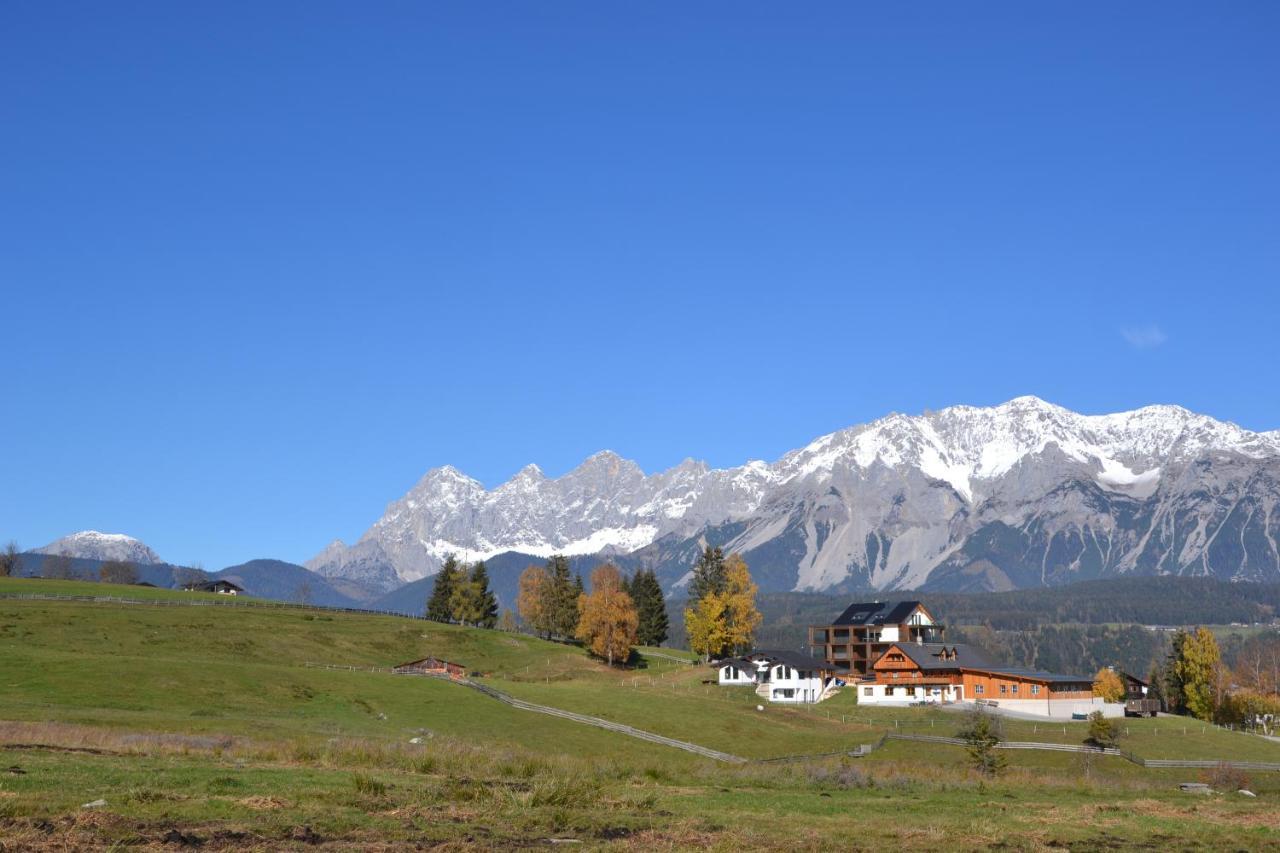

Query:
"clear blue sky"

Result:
[[3, 3, 1277, 568]]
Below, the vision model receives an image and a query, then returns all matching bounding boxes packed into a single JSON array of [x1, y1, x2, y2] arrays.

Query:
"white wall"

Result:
[[989, 698, 1126, 719]]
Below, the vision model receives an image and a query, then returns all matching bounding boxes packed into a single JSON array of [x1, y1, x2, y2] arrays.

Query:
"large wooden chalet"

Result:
[[809, 600, 1107, 718], [808, 600, 946, 675]]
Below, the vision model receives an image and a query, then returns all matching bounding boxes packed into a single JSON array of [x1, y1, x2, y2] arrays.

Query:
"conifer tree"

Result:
[[575, 563, 639, 666], [449, 570, 482, 626], [687, 546, 727, 607], [426, 554, 462, 622], [1164, 629, 1190, 714], [546, 555, 579, 639], [470, 560, 499, 629], [629, 569, 669, 647]]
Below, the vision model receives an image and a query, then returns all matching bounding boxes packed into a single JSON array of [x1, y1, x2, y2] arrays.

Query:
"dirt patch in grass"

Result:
[[237, 795, 288, 810]]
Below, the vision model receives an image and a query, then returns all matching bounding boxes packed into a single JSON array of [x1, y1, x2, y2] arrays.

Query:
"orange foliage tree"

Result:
[[1092, 667, 1125, 703], [574, 563, 639, 666], [517, 564, 553, 638]]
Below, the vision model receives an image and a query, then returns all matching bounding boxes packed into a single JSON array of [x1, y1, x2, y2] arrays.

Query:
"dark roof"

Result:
[[875, 642, 1089, 683], [832, 600, 927, 626], [746, 649, 832, 672], [980, 667, 1092, 684], [717, 658, 757, 672], [185, 579, 244, 592], [881, 642, 997, 672]]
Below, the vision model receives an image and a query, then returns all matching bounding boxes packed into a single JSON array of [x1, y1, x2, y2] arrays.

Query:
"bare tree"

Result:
[[0, 541, 20, 577], [297, 580, 313, 605], [174, 563, 209, 590], [41, 551, 75, 580], [100, 560, 139, 585]]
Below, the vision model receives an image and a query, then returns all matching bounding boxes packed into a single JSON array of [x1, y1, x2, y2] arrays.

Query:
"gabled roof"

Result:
[[871, 642, 1090, 684], [832, 600, 930, 626], [717, 658, 757, 672], [746, 649, 832, 672], [874, 642, 996, 672]]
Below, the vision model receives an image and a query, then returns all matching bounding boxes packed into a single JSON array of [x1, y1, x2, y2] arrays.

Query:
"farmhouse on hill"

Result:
[[182, 579, 244, 595], [716, 650, 841, 704], [807, 599, 1120, 719], [393, 656, 468, 679]]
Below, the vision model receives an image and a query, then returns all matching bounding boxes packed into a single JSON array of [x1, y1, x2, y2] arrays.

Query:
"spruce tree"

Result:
[[426, 554, 462, 622], [688, 546, 727, 607], [470, 560, 499, 629], [630, 569, 669, 647], [546, 555, 579, 639]]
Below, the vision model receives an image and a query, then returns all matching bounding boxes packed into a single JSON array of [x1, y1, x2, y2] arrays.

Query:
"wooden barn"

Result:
[[393, 656, 468, 678]]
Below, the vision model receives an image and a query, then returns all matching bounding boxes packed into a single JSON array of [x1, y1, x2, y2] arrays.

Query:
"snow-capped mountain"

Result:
[[308, 397, 1280, 594], [35, 531, 165, 565]]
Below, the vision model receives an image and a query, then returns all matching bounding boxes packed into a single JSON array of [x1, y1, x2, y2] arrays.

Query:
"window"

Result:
[[999, 685, 1008, 695], [887, 653, 905, 662], [975, 684, 984, 695], [1031, 685, 1041, 696], [864, 687, 873, 697], [1011, 684, 1019, 695]]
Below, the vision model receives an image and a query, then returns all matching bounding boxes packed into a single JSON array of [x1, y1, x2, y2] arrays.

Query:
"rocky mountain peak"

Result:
[[35, 531, 164, 565], [308, 397, 1280, 594]]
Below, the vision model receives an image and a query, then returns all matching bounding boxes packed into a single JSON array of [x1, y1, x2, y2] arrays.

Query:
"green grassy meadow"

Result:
[[2, 576, 1279, 849]]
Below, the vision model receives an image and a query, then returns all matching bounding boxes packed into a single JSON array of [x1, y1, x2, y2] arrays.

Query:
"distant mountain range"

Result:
[[26, 397, 1280, 605], [306, 396, 1280, 595]]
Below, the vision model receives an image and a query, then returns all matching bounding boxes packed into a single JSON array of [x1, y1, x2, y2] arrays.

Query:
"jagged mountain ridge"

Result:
[[307, 397, 1280, 593]]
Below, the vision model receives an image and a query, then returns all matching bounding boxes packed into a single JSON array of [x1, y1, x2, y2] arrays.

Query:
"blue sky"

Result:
[[3, 3, 1277, 568]]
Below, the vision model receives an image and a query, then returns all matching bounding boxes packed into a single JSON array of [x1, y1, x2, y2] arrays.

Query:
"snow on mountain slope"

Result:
[[35, 531, 165, 565], [309, 397, 1280, 592]]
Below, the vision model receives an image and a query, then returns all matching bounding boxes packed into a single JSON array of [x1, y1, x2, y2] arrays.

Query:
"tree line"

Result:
[[424, 556, 500, 628], [514, 556, 671, 666], [510, 547, 762, 667]]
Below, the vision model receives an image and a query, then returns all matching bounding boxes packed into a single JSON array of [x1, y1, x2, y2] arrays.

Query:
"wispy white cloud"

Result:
[[1121, 324, 1168, 350]]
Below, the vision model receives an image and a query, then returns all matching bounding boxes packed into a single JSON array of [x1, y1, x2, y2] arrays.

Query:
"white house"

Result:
[[717, 658, 758, 686], [715, 650, 839, 704]]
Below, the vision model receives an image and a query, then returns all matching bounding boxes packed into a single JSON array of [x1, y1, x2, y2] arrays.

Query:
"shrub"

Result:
[[957, 709, 1006, 777], [1084, 711, 1120, 749], [1204, 762, 1250, 792]]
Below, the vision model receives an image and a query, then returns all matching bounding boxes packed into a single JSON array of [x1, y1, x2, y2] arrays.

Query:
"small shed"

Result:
[[393, 656, 468, 678]]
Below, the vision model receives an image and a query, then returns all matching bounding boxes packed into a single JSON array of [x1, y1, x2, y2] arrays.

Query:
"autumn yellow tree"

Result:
[[517, 564, 554, 638], [685, 592, 730, 663], [722, 553, 761, 655], [1092, 667, 1125, 703], [1175, 627, 1222, 721], [574, 563, 638, 666], [685, 552, 760, 661]]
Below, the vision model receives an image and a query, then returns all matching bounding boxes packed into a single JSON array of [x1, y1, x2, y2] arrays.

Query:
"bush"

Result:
[[1204, 762, 1250, 792], [1084, 711, 1120, 749], [957, 709, 1006, 777], [806, 761, 870, 789]]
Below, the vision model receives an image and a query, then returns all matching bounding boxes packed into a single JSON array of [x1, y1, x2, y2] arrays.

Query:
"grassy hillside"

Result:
[[3, 576, 1280, 849]]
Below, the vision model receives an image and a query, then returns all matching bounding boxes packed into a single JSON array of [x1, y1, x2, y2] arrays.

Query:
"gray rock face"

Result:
[[308, 397, 1280, 593], [35, 531, 164, 565]]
